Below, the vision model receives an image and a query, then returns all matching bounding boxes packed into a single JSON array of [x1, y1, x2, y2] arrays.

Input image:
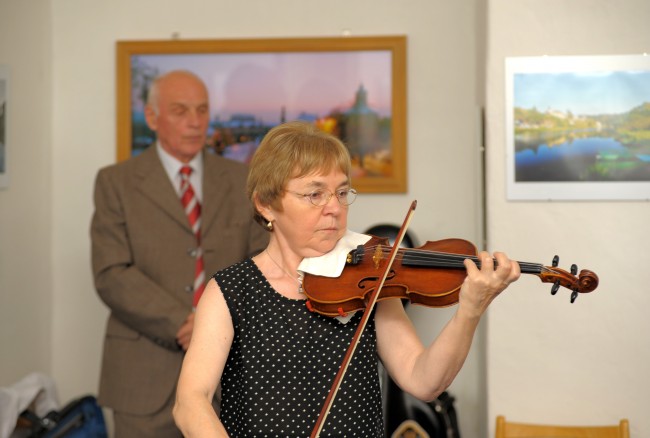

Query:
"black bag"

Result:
[[384, 374, 461, 438], [369, 226, 461, 438], [19, 395, 107, 438]]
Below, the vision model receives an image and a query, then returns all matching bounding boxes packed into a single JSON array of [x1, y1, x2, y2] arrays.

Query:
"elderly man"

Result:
[[91, 70, 268, 437]]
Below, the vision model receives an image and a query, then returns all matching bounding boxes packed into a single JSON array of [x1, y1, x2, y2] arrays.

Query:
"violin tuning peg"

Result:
[[552, 255, 559, 267], [570, 264, 578, 275], [551, 281, 560, 295], [570, 290, 578, 303]]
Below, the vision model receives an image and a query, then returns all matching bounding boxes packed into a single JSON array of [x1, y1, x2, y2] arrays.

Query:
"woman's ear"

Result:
[[253, 192, 273, 223]]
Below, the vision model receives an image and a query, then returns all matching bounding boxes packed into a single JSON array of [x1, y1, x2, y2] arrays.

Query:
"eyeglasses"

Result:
[[287, 188, 358, 207]]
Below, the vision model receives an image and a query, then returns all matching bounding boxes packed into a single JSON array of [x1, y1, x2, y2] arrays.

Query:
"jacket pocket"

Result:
[[106, 316, 140, 340]]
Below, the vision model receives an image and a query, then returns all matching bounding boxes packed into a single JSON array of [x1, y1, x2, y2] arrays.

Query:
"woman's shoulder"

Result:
[[214, 257, 255, 277], [213, 258, 264, 294], [213, 258, 268, 324]]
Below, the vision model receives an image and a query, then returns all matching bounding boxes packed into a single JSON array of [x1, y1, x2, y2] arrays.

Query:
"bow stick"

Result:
[[310, 200, 418, 437]]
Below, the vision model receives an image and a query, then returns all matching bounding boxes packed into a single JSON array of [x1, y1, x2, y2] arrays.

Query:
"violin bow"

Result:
[[310, 200, 418, 438]]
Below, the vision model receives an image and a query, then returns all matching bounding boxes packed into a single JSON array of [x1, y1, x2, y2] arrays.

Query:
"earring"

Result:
[[266, 220, 274, 231]]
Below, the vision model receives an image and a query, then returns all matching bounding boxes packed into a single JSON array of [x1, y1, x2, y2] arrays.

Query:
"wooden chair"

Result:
[[495, 415, 630, 438]]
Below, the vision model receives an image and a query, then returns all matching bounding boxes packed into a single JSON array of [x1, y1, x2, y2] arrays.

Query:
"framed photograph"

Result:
[[116, 36, 407, 193], [0, 65, 8, 189], [505, 55, 650, 200]]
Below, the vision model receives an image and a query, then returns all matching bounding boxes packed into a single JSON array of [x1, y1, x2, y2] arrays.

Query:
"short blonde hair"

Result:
[[247, 121, 351, 228]]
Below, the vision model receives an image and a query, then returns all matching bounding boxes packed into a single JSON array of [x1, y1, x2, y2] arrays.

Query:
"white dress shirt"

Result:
[[156, 142, 203, 203]]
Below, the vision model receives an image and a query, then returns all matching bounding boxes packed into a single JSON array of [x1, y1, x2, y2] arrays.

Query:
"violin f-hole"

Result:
[[358, 270, 397, 290]]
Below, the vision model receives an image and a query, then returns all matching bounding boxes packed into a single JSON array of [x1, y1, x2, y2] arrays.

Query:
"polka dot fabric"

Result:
[[215, 259, 384, 437]]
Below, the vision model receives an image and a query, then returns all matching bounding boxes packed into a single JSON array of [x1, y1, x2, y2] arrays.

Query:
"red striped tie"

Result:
[[179, 165, 205, 308]]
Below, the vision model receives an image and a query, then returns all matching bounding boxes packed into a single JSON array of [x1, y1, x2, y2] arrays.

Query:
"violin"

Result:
[[303, 235, 599, 317], [307, 201, 598, 437]]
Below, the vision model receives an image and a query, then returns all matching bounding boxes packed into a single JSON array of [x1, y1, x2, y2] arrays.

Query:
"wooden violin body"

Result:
[[307, 201, 599, 437], [303, 235, 599, 317]]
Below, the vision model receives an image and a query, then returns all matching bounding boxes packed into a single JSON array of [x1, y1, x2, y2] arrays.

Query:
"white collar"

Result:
[[298, 230, 371, 278]]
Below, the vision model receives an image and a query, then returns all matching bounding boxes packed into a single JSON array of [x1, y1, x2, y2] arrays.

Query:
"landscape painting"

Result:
[[505, 55, 650, 200]]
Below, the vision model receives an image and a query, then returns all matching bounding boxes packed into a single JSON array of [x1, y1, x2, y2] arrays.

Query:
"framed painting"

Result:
[[116, 36, 407, 193], [505, 55, 650, 200]]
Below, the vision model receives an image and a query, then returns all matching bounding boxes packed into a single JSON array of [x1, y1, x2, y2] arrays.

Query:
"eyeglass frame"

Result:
[[286, 187, 358, 207]]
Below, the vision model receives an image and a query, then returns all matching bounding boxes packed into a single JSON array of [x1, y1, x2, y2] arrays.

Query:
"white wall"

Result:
[[486, 1, 650, 437], [0, 0, 53, 387], [1, 0, 488, 436], [10, 1, 647, 437]]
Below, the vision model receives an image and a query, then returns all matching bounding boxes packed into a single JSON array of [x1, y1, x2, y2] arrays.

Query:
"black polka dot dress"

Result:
[[215, 258, 384, 437]]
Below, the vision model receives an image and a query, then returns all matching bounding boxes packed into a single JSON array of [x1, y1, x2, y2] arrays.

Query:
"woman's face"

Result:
[[268, 169, 351, 258]]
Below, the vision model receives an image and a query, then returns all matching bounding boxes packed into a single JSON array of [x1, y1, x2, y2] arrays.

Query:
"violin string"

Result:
[[402, 247, 544, 271], [361, 245, 544, 274], [356, 245, 590, 293]]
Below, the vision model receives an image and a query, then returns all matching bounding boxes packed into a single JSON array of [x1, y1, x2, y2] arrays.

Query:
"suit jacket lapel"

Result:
[[134, 146, 192, 232], [201, 152, 230, 237]]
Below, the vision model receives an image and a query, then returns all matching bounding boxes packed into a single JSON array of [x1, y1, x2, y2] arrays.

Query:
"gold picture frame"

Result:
[[116, 36, 407, 193]]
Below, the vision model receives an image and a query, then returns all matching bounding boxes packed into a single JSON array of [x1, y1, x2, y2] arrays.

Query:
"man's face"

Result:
[[145, 73, 210, 163]]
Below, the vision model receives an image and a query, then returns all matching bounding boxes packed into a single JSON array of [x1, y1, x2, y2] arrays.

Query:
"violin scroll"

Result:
[[535, 256, 599, 303]]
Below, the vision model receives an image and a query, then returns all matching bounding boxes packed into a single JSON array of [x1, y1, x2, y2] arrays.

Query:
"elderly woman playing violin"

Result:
[[173, 120, 520, 437]]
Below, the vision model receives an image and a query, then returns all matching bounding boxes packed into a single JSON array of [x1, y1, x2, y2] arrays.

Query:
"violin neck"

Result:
[[401, 249, 543, 275]]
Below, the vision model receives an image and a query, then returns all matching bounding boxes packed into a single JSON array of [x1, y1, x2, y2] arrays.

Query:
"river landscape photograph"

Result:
[[506, 55, 650, 200]]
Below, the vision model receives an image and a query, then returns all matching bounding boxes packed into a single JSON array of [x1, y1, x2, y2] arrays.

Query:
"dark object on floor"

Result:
[[384, 373, 461, 438], [19, 395, 107, 438]]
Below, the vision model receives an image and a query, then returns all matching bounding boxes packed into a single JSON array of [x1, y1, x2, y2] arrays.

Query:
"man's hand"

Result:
[[176, 312, 195, 351]]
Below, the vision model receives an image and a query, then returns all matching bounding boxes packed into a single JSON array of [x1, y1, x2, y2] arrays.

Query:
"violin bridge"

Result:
[[373, 244, 383, 269], [348, 245, 366, 265]]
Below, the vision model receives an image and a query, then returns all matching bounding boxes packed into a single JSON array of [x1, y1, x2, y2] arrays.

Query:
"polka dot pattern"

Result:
[[215, 259, 384, 437]]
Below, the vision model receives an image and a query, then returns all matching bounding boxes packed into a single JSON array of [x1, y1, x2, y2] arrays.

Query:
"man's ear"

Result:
[[144, 105, 158, 131]]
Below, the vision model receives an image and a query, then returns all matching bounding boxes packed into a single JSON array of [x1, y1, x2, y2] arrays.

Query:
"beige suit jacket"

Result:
[[90, 146, 268, 415]]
